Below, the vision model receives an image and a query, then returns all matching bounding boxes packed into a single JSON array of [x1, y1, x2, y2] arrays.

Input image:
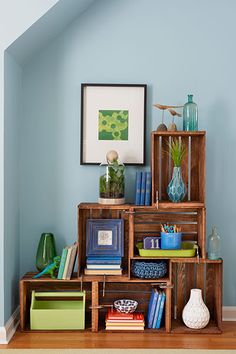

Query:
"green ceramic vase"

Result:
[[35, 233, 57, 271]]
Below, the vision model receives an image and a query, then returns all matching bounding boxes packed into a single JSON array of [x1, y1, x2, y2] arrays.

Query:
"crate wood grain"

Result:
[[151, 131, 206, 206]]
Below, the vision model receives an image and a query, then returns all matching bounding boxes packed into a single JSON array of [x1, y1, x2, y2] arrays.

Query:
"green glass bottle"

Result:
[[183, 94, 198, 131], [35, 233, 57, 271]]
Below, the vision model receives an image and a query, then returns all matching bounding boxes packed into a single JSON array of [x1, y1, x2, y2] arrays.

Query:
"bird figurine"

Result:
[[33, 256, 61, 279], [168, 108, 182, 131], [153, 104, 183, 131]]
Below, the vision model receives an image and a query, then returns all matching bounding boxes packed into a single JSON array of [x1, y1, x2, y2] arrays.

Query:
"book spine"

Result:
[[57, 248, 68, 279], [145, 172, 152, 206], [140, 172, 146, 205], [62, 247, 72, 279], [156, 292, 166, 329], [135, 171, 142, 205], [152, 291, 162, 328], [65, 243, 78, 280], [148, 289, 158, 328]]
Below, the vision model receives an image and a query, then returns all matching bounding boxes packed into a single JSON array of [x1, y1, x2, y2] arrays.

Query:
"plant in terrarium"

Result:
[[99, 150, 125, 205], [166, 139, 187, 202]]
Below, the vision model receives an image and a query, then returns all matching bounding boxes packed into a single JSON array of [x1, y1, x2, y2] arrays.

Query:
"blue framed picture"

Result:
[[86, 219, 124, 257]]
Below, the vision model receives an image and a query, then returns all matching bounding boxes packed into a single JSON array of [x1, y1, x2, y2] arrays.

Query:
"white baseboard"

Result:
[[222, 306, 236, 321], [0, 306, 20, 344]]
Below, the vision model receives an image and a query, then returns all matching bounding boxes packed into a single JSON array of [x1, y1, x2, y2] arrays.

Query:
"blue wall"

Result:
[[4, 52, 21, 323], [20, 0, 236, 304]]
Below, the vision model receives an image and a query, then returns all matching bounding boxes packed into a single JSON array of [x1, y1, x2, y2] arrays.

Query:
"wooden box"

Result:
[[151, 131, 206, 208]]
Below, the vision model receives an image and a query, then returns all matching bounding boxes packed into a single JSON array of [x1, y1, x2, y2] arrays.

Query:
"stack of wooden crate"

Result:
[[20, 131, 222, 334]]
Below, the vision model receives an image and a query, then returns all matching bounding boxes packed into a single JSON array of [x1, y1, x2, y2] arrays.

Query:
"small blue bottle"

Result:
[[183, 94, 198, 131]]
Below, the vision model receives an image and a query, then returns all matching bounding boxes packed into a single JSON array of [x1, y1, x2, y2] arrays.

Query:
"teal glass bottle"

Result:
[[183, 94, 198, 131], [35, 233, 57, 271], [208, 226, 221, 260]]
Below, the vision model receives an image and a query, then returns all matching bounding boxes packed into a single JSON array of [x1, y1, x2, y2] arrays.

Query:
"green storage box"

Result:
[[136, 241, 198, 257], [30, 291, 86, 330]]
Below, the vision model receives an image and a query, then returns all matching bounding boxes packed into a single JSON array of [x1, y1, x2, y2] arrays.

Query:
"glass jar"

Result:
[[208, 226, 221, 260], [98, 160, 125, 205], [183, 94, 198, 131], [35, 233, 57, 271]]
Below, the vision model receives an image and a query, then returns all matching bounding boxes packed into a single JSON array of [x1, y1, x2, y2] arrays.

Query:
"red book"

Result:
[[107, 309, 134, 320]]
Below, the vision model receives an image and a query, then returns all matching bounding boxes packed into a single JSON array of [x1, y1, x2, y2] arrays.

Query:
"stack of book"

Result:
[[57, 242, 78, 280], [84, 256, 122, 275], [105, 309, 145, 331], [147, 288, 166, 329], [135, 171, 152, 205]]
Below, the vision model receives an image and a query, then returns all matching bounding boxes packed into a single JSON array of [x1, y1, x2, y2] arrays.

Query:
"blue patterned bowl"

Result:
[[131, 260, 167, 279]]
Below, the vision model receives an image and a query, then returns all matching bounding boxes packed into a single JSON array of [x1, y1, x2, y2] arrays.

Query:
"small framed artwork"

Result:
[[86, 219, 124, 257], [80, 83, 147, 165]]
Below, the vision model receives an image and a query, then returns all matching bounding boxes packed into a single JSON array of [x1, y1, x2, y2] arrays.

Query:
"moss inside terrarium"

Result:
[[99, 161, 125, 199]]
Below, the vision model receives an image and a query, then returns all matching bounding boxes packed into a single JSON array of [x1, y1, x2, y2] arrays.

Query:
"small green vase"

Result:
[[35, 233, 57, 271]]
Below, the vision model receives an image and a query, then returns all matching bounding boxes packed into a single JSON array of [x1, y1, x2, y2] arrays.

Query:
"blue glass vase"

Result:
[[183, 94, 198, 131], [167, 167, 187, 202]]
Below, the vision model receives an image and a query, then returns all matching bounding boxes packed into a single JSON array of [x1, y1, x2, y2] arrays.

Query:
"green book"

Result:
[[57, 248, 68, 279]]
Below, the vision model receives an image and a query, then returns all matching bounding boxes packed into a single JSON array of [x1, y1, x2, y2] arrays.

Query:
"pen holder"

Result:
[[161, 232, 182, 250]]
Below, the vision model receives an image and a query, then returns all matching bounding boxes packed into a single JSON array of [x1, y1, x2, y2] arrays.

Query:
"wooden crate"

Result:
[[151, 131, 206, 207], [78, 203, 130, 277], [170, 260, 222, 333], [129, 206, 206, 259], [20, 273, 92, 332]]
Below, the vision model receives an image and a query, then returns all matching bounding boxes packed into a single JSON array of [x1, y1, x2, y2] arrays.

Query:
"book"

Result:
[[65, 242, 78, 280], [140, 172, 146, 205], [135, 171, 142, 205], [106, 311, 144, 321], [57, 247, 68, 279], [84, 268, 122, 275], [147, 288, 158, 328], [156, 292, 166, 329], [145, 171, 151, 206], [87, 256, 121, 264], [62, 246, 73, 279], [152, 290, 162, 328], [106, 326, 144, 330], [107, 309, 134, 320], [86, 264, 121, 269]]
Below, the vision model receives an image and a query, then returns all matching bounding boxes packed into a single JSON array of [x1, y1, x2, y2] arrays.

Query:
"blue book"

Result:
[[140, 172, 146, 205], [135, 171, 142, 205], [57, 248, 68, 279], [87, 256, 121, 264], [147, 288, 158, 328], [145, 172, 152, 206], [156, 292, 166, 329], [152, 290, 162, 328]]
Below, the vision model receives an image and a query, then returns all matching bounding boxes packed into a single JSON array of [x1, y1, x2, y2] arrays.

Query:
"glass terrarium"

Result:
[[98, 151, 125, 205]]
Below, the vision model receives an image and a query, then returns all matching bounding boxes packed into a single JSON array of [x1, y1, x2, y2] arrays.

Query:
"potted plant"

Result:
[[99, 150, 125, 205], [167, 139, 187, 202]]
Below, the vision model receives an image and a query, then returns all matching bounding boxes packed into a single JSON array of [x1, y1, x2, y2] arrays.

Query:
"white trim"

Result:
[[0, 305, 20, 344], [223, 306, 236, 321]]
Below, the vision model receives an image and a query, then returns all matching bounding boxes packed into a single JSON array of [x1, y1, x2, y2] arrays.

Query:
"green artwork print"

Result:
[[98, 110, 128, 140]]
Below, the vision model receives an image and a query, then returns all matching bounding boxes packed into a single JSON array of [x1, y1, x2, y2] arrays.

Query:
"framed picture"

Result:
[[80, 83, 147, 165], [86, 219, 124, 257]]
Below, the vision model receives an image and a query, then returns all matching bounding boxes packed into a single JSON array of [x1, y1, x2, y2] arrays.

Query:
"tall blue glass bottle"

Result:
[[183, 94, 198, 131]]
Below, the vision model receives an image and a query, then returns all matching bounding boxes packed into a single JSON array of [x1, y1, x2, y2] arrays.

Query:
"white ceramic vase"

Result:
[[182, 289, 210, 329]]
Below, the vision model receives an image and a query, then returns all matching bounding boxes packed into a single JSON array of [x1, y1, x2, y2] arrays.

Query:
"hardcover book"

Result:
[[145, 171, 152, 206], [140, 172, 146, 205], [135, 171, 142, 205]]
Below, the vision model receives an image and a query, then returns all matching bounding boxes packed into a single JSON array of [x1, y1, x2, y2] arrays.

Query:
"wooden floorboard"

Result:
[[0, 322, 236, 349]]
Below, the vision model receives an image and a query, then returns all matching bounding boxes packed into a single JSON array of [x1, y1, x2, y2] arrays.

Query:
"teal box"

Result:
[[30, 291, 86, 330], [161, 232, 182, 250]]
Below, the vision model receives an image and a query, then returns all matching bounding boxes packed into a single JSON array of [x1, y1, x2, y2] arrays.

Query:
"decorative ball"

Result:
[[156, 123, 168, 131], [106, 150, 118, 163], [168, 122, 177, 131]]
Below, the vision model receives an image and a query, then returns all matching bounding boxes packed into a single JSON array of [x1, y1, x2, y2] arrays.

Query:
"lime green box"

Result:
[[30, 291, 86, 330]]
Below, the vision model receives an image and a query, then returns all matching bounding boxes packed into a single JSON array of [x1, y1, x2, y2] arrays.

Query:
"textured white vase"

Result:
[[182, 289, 210, 329]]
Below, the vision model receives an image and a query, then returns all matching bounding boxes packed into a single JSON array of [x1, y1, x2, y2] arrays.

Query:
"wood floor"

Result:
[[1, 322, 236, 349]]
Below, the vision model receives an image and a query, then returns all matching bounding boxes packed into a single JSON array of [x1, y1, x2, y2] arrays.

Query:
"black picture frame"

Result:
[[80, 83, 147, 165]]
